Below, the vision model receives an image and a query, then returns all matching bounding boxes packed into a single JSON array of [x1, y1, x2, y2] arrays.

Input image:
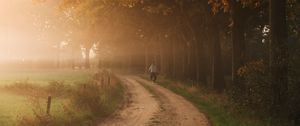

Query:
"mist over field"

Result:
[[0, 0, 299, 126], [0, 1, 77, 67]]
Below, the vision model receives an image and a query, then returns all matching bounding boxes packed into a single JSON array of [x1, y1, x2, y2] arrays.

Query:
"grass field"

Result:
[[0, 69, 93, 126], [0, 69, 92, 86]]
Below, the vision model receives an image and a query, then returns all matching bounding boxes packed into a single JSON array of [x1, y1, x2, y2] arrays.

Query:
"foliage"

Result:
[[208, 0, 263, 14], [34, 0, 300, 125], [17, 96, 53, 126], [70, 71, 124, 120], [47, 81, 72, 98], [71, 82, 106, 116], [236, 60, 272, 113]]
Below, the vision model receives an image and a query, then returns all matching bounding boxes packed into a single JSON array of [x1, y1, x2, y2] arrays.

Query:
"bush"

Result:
[[232, 60, 272, 115], [17, 94, 53, 126], [5, 80, 46, 97], [47, 81, 71, 98], [71, 71, 123, 117], [71, 82, 105, 115]]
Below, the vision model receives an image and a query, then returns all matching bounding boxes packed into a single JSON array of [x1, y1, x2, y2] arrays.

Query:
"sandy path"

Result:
[[98, 76, 209, 126], [98, 76, 160, 126]]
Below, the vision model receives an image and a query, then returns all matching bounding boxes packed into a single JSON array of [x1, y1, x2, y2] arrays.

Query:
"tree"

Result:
[[210, 15, 225, 92], [269, 0, 289, 117]]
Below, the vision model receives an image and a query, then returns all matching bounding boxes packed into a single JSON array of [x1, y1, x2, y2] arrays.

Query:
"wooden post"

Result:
[[47, 96, 52, 115]]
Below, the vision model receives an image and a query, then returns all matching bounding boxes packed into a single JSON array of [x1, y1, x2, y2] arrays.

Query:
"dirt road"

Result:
[[98, 76, 209, 126]]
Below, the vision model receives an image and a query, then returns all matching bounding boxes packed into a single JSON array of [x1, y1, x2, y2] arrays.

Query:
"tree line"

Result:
[[39, 0, 299, 124]]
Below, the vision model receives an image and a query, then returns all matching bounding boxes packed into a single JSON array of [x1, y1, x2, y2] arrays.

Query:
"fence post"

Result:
[[47, 96, 52, 115]]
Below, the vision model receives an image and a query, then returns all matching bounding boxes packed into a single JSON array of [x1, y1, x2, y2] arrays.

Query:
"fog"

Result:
[[0, 0, 59, 62], [0, 0, 140, 69]]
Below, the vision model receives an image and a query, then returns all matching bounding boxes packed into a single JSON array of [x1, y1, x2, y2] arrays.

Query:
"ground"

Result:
[[0, 70, 209, 126], [98, 76, 210, 126], [0, 69, 92, 126]]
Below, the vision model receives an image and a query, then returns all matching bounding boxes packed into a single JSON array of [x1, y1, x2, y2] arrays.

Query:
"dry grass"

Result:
[[0, 69, 123, 126], [186, 85, 199, 94], [16, 70, 124, 126]]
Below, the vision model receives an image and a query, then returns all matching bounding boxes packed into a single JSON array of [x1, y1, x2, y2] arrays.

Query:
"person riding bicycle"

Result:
[[148, 62, 158, 82]]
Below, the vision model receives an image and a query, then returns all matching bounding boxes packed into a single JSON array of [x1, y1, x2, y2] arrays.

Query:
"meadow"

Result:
[[0, 69, 92, 86], [0, 69, 93, 126]]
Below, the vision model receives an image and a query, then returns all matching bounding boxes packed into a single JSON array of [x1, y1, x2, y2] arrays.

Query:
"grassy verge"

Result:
[[140, 75, 270, 126]]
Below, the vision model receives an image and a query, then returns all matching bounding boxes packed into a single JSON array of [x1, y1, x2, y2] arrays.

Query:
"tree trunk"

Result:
[[172, 40, 177, 78], [71, 44, 77, 69], [159, 46, 163, 75], [145, 45, 149, 72], [183, 41, 189, 79], [211, 19, 225, 92], [231, 3, 247, 101], [177, 32, 187, 80], [196, 39, 207, 85], [171, 37, 177, 78], [269, 0, 288, 117], [159, 35, 167, 75], [166, 37, 174, 77], [56, 48, 60, 69], [189, 40, 197, 81], [85, 48, 91, 69]]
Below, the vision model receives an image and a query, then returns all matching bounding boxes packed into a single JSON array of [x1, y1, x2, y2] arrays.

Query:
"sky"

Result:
[[0, 0, 59, 62]]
